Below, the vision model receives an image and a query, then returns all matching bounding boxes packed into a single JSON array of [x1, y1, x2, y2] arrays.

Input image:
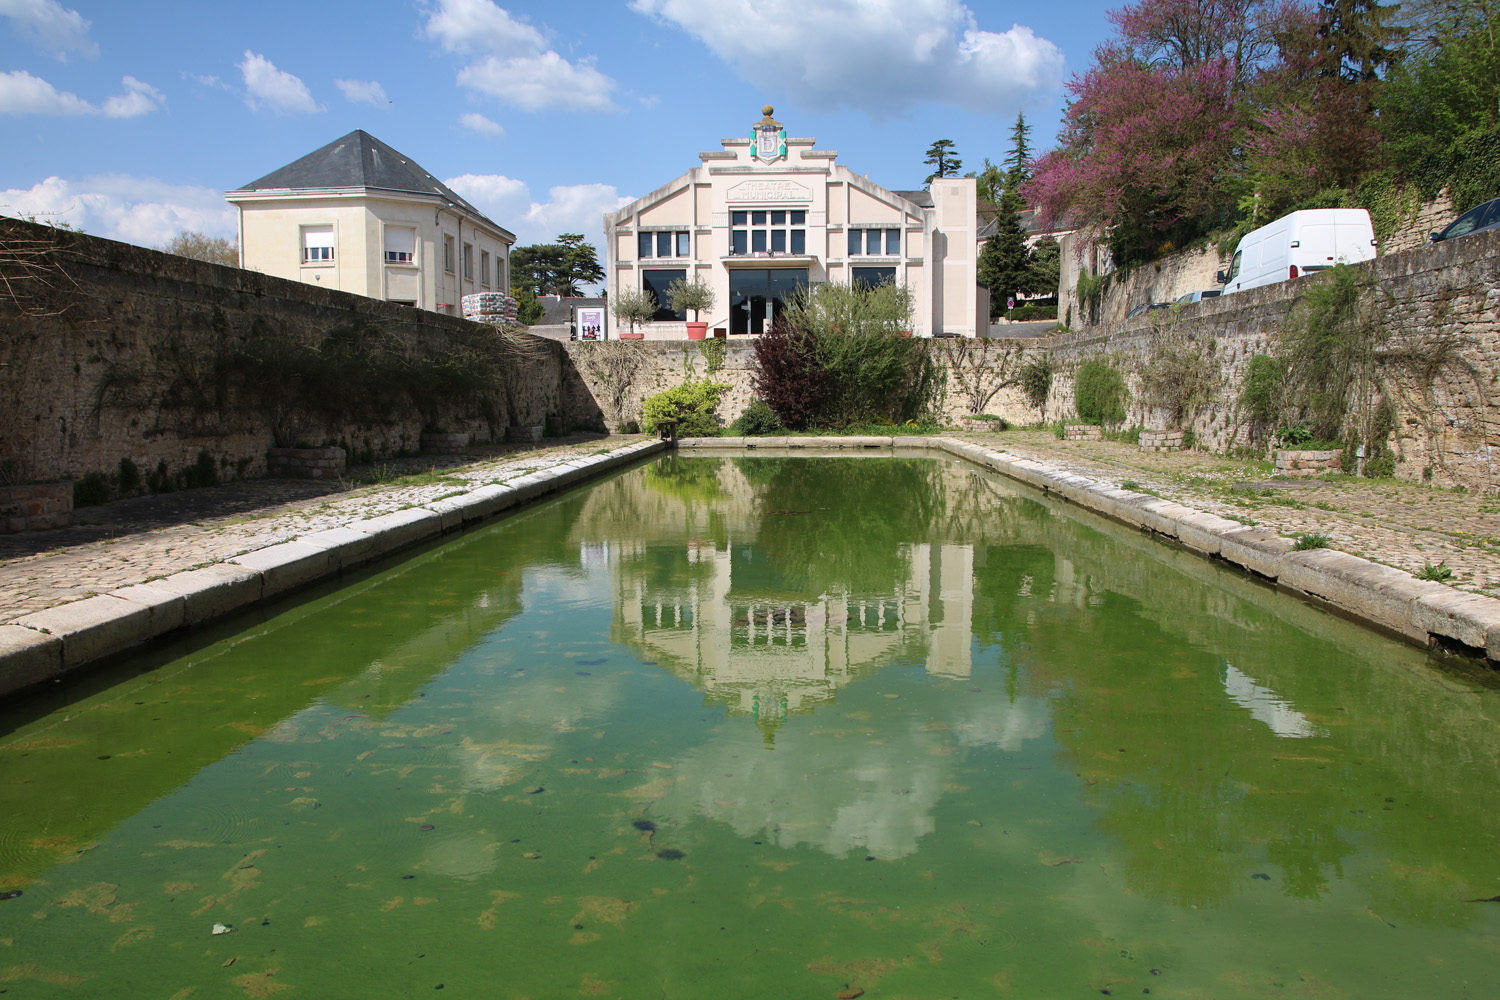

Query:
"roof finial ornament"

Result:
[[762, 104, 773, 116]]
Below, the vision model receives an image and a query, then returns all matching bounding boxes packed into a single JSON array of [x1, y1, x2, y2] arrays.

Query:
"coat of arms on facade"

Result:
[[752, 105, 786, 164]]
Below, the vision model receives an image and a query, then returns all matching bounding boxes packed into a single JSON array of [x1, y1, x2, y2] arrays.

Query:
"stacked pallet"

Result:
[[462, 292, 520, 328]]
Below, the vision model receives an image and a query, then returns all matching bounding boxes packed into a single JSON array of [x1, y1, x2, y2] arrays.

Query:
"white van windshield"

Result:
[[1226, 251, 1242, 282]]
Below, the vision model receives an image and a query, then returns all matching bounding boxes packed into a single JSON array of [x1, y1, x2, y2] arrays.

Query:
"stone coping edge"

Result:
[[0, 440, 668, 701], [682, 435, 1500, 663]]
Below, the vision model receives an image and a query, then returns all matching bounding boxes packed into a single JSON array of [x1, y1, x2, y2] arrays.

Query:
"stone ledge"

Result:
[[0, 624, 63, 691], [230, 542, 333, 598], [153, 564, 264, 624], [13, 594, 156, 667]]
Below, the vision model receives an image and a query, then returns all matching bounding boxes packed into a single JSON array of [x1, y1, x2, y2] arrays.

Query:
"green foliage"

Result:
[[1280, 264, 1378, 440], [1074, 358, 1129, 426], [1017, 355, 1054, 417], [696, 336, 727, 377], [760, 280, 940, 428], [924, 139, 961, 182], [729, 398, 783, 436], [1006, 303, 1057, 321], [642, 380, 729, 437], [73, 471, 109, 508], [611, 287, 656, 336], [1418, 561, 1454, 582], [666, 274, 716, 321], [1292, 531, 1333, 550], [1240, 354, 1286, 440], [511, 234, 604, 297], [182, 449, 218, 489], [1136, 331, 1218, 429], [161, 230, 237, 267], [117, 457, 140, 495], [515, 285, 544, 325], [1075, 269, 1106, 326]]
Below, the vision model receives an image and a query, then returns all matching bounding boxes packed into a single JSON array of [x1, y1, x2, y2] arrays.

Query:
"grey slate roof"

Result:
[[229, 130, 511, 238], [893, 189, 934, 208]]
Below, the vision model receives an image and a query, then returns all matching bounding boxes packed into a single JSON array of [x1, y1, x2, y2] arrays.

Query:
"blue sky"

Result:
[[0, 0, 1118, 256]]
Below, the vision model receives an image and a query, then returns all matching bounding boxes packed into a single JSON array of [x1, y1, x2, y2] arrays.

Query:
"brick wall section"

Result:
[[0, 219, 566, 487]]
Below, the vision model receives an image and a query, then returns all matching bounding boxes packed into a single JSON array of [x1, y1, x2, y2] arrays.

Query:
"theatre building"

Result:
[[603, 107, 984, 339]]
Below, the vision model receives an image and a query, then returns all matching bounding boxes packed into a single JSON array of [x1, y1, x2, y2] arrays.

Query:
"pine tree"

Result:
[[1002, 112, 1032, 189], [1317, 0, 1406, 83], [924, 140, 962, 183], [978, 209, 1031, 316]]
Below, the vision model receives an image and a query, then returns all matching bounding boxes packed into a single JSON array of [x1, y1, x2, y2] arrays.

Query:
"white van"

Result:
[[1219, 209, 1377, 294]]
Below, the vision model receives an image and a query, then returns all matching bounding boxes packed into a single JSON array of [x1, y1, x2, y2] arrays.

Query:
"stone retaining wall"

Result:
[[0, 482, 71, 533]]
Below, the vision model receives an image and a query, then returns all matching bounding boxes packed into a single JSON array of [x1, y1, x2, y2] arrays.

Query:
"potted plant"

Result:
[[611, 287, 656, 341], [667, 274, 716, 340]]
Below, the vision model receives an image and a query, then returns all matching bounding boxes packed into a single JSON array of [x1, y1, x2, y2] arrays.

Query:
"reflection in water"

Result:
[[1223, 662, 1325, 738], [3, 455, 1500, 999]]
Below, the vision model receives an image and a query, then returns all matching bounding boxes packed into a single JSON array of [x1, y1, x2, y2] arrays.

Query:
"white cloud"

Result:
[[457, 51, 615, 113], [335, 78, 389, 107], [239, 50, 323, 114], [445, 172, 631, 289], [423, 0, 618, 112], [0, 68, 92, 115], [628, 0, 1063, 115], [0, 174, 236, 248], [459, 111, 505, 138], [101, 76, 165, 118], [0, 70, 163, 118], [0, 0, 96, 60]]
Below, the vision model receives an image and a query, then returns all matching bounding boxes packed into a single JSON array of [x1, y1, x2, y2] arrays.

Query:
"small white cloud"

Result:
[[457, 51, 615, 112], [423, 0, 619, 112], [0, 70, 162, 118], [0, 68, 93, 115], [459, 111, 505, 138], [183, 72, 230, 90], [629, 0, 1063, 115], [0, 0, 97, 61], [422, 0, 544, 57], [335, 78, 389, 107], [238, 50, 323, 114], [445, 172, 632, 288], [102, 76, 165, 118], [0, 174, 236, 248]]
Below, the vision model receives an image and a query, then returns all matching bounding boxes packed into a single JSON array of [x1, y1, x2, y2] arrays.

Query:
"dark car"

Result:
[[1125, 302, 1173, 318], [1430, 197, 1500, 243]]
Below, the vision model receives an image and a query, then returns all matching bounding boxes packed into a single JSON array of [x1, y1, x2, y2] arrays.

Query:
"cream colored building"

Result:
[[225, 130, 514, 315], [604, 107, 984, 338]]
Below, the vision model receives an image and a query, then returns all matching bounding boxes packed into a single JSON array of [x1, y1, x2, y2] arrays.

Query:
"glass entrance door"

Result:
[[730, 268, 809, 336]]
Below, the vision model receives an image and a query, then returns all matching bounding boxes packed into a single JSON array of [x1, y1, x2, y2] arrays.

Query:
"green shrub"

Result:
[[1019, 355, 1054, 415], [1239, 355, 1285, 440], [1291, 532, 1332, 550], [616, 419, 641, 434], [117, 457, 140, 495], [183, 449, 218, 489], [642, 381, 729, 437], [730, 398, 783, 436], [1006, 303, 1057, 321], [1074, 359, 1128, 426], [73, 472, 110, 508]]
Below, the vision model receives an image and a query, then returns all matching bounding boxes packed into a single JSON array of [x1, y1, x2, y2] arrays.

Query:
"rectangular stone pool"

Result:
[[2, 454, 1498, 997]]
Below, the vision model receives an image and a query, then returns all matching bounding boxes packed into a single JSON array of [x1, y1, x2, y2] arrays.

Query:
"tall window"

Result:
[[443, 235, 455, 273], [729, 268, 808, 336], [847, 228, 900, 256], [301, 225, 335, 263], [480, 250, 490, 286], [732, 210, 805, 256], [383, 226, 415, 264], [641, 269, 687, 321], [462, 242, 473, 280], [639, 230, 690, 258]]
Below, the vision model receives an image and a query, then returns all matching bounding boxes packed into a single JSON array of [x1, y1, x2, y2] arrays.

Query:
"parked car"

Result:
[[1218, 208, 1378, 294], [1125, 302, 1173, 318], [1174, 290, 1222, 304], [1430, 197, 1500, 243]]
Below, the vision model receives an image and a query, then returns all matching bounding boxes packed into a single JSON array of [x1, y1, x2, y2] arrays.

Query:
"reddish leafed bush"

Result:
[[751, 320, 826, 430]]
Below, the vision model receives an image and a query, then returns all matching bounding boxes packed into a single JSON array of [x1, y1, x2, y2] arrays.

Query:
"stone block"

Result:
[[1218, 527, 1293, 578], [1174, 512, 1241, 557], [421, 498, 467, 533], [0, 623, 64, 696], [13, 594, 156, 667], [349, 508, 443, 558], [1279, 549, 1442, 643], [231, 541, 334, 598], [105, 583, 187, 637], [454, 485, 518, 523], [1414, 589, 1500, 651], [505, 473, 551, 502], [298, 526, 377, 570], [154, 563, 264, 624]]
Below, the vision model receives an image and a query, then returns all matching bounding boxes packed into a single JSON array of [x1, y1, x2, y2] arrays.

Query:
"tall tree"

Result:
[[924, 140, 962, 183], [978, 211, 1032, 315], [1317, 0, 1406, 82], [1003, 112, 1033, 187], [967, 158, 1005, 204], [511, 234, 605, 297]]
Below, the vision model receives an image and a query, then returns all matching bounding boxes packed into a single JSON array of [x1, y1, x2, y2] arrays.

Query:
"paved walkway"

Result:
[[0, 436, 640, 625], [961, 429, 1500, 597], [4, 429, 1498, 628]]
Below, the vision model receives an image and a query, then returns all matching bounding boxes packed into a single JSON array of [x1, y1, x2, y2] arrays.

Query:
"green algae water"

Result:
[[3, 454, 1500, 999]]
